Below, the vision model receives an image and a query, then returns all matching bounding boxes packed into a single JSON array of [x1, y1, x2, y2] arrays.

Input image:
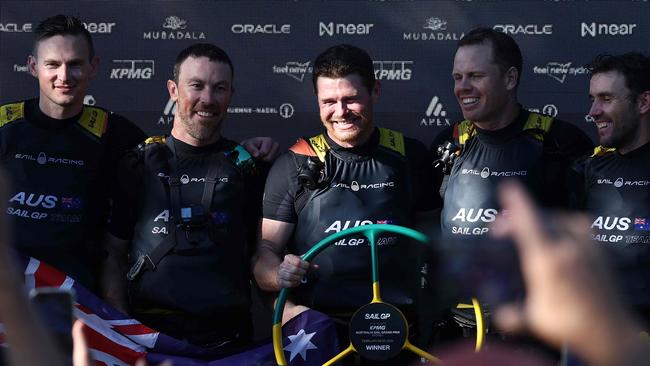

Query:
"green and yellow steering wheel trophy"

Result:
[[272, 224, 487, 365]]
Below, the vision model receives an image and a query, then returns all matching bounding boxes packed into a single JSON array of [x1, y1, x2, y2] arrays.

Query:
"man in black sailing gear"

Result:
[[570, 52, 650, 325], [0, 15, 145, 292], [433, 27, 593, 239], [253, 44, 434, 364], [104, 44, 269, 349]]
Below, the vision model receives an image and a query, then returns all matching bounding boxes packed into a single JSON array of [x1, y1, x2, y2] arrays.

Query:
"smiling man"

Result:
[[0, 15, 145, 292], [103, 43, 268, 349], [570, 52, 650, 325], [253, 44, 434, 363], [433, 28, 593, 239]]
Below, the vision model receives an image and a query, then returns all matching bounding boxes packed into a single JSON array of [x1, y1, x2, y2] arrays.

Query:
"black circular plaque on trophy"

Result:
[[348, 302, 408, 360]]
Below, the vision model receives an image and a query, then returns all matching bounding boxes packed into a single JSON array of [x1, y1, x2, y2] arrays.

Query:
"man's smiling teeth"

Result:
[[462, 97, 479, 105], [596, 121, 611, 129], [196, 111, 214, 117]]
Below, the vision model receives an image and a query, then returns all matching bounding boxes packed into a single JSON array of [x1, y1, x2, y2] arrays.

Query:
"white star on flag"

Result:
[[284, 328, 318, 362]]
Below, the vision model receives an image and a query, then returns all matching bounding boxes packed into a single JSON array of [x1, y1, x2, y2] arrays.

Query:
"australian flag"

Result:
[[3, 256, 340, 366], [60, 197, 83, 210], [635, 217, 650, 231]]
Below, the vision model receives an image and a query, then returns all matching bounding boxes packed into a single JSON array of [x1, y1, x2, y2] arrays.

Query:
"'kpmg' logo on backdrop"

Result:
[[373, 61, 413, 81], [110, 60, 154, 79]]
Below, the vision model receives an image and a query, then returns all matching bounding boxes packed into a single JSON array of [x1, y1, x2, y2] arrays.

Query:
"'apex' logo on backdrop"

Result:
[[421, 96, 450, 126]]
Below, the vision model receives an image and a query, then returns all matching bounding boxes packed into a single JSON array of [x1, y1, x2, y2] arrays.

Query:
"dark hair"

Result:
[[33, 15, 94, 60], [589, 53, 650, 101], [312, 44, 376, 94], [173, 43, 234, 83], [458, 27, 523, 87]]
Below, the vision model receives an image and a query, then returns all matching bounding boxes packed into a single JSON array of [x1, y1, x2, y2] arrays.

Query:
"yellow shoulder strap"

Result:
[[308, 128, 406, 160], [0, 102, 25, 127], [307, 134, 330, 162], [378, 127, 406, 156], [144, 135, 166, 145], [457, 120, 475, 146], [523, 112, 554, 142], [591, 145, 616, 157], [77, 106, 108, 138]]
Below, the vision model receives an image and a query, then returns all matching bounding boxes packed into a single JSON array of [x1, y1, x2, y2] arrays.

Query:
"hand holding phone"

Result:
[[29, 287, 75, 364]]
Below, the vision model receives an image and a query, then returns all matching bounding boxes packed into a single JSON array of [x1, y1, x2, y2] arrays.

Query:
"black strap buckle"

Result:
[[126, 255, 155, 281]]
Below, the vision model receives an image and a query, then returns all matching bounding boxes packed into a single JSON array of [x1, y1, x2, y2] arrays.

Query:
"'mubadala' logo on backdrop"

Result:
[[144, 16, 206, 40], [373, 61, 413, 81], [404, 17, 464, 41]]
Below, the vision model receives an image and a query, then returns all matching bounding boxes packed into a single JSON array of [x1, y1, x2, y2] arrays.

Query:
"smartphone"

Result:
[[432, 236, 524, 306], [29, 287, 75, 364]]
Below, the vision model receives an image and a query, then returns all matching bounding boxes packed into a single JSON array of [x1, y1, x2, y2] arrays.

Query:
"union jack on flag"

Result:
[[60, 197, 83, 210], [634, 217, 650, 231], [1, 255, 339, 365]]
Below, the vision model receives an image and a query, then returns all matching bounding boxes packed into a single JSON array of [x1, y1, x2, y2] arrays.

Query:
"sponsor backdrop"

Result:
[[1, 0, 649, 148]]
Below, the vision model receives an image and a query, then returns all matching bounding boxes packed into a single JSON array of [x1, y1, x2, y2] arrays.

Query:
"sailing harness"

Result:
[[127, 137, 238, 281], [433, 112, 554, 174]]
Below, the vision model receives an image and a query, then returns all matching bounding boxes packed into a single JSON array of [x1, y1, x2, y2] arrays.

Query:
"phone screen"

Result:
[[433, 236, 524, 306], [29, 288, 74, 364]]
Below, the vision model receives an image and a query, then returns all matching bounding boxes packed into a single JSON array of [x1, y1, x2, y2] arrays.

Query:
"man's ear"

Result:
[[372, 80, 381, 101], [88, 56, 100, 79], [638, 91, 650, 115], [27, 55, 38, 77], [167, 79, 179, 101], [504, 66, 518, 91]]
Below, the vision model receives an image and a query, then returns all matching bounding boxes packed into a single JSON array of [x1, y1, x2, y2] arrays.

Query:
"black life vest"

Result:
[[0, 101, 110, 289], [582, 144, 650, 305], [441, 112, 553, 238], [289, 128, 420, 315], [128, 135, 254, 316]]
